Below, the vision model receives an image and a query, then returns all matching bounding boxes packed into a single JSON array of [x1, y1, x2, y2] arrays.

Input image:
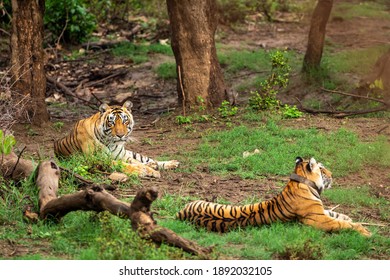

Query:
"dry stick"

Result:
[[321, 87, 388, 106], [84, 68, 128, 88], [46, 75, 98, 110], [10, 146, 26, 179], [177, 65, 186, 116], [329, 204, 340, 211], [55, 12, 69, 47], [0, 28, 10, 36], [295, 97, 389, 118], [360, 222, 387, 227]]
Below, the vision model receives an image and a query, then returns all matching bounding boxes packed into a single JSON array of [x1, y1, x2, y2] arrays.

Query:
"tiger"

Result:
[[54, 101, 179, 178], [176, 157, 371, 236]]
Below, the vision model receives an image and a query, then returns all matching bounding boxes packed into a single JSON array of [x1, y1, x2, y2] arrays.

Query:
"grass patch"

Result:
[[111, 42, 173, 64], [189, 121, 389, 178], [155, 62, 177, 79], [324, 45, 389, 76], [333, 1, 390, 20]]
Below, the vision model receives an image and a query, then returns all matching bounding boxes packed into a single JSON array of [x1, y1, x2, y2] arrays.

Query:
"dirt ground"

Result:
[[1, 0, 390, 258]]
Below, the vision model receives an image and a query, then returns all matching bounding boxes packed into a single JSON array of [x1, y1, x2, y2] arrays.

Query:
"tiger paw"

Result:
[[354, 223, 372, 237], [157, 160, 180, 170], [114, 160, 161, 179]]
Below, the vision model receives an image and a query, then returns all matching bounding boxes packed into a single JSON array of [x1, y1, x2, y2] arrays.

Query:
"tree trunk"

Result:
[[302, 0, 333, 72], [10, 0, 49, 125], [166, 0, 227, 112]]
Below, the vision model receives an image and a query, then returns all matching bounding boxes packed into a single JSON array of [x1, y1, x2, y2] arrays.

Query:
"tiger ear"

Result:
[[123, 100, 133, 110], [295, 157, 303, 165], [308, 157, 317, 172], [99, 103, 109, 113]]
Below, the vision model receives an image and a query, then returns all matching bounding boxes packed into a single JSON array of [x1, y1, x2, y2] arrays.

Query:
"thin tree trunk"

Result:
[[302, 0, 333, 72], [10, 0, 49, 125], [166, 0, 227, 111]]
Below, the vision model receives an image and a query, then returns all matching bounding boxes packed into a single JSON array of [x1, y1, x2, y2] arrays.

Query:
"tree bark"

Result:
[[10, 0, 49, 125], [166, 0, 227, 111], [302, 0, 333, 72]]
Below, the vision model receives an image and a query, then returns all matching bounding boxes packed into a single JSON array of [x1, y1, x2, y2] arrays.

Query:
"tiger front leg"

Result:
[[123, 149, 179, 171], [324, 210, 352, 222], [300, 213, 371, 237], [152, 160, 180, 170]]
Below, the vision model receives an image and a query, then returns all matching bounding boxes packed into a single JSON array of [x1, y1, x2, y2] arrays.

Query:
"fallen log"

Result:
[[1, 152, 212, 258]]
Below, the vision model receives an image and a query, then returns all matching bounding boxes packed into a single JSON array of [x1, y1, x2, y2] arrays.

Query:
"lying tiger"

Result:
[[177, 157, 371, 236], [54, 101, 179, 178]]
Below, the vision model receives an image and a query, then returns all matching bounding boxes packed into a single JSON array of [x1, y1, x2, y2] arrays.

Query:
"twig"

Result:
[[11, 146, 26, 179], [84, 68, 128, 88], [0, 28, 10, 36], [56, 11, 69, 47], [58, 166, 94, 185], [377, 125, 389, 134], [295, 97, 389, 118], [329, 204, 340, 211], [360, 222, 387, 227], [46, 75, 98, 110], [91, 91, 104, 105], [178, 65, 186, 116], [321, 87, 388, 106]]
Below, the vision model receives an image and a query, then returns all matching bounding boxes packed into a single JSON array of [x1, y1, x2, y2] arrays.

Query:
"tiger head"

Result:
[[294, 157, 333, 194], [99, 101, 134, 143]]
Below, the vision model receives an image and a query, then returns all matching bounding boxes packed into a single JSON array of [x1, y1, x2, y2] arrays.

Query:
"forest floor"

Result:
[[1, 0, 390, 258]]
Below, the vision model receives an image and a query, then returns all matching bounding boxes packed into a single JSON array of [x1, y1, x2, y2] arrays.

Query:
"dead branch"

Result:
[[321, 87, 388, 106], [4, 152, 211, 258], [178, 65, 186, 116], [46, 75, 98, 110], [84, 68, 128, 88], [329, 204, 340, 211], [360, 222, 387, 227], [295, 97, 389, 118]]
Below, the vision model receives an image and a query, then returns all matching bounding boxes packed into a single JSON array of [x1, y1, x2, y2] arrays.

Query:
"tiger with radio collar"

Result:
[[177, 157, 371, 236]]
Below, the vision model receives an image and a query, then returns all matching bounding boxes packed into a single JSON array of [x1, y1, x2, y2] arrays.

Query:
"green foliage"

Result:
[[248, 50, 301, 118], [176, 115, 192, 125], [0, 129, 16, 155], [281, 104, 303, 119], [52, 122, 64, 132], [44, 0, 97, 44], [218, 100, 238, 118]]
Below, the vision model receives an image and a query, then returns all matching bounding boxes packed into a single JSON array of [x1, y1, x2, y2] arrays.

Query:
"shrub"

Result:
[[44, 0, 97, 44]]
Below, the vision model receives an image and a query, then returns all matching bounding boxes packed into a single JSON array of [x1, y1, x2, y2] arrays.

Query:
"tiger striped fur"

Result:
[[176, 157, 371, 236], [54, 101, 179, 178]]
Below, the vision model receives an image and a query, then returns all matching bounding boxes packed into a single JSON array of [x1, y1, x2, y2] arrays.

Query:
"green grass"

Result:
[[111, 42, 173, 64], [155, 62, 177, 79], [324, 45, 390, 76], [333, 1, 390, 20], [188, 121, 390, 178]]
